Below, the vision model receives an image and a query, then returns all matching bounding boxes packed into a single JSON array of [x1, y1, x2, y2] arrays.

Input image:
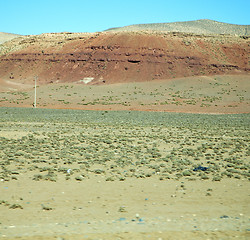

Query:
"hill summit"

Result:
[[0, 32, 22, 44], [105, 19, 250, 35], [0, 19, 249, 89]]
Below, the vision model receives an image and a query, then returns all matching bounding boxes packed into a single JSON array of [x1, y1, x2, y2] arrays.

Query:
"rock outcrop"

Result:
[[0, 31, 249, 86]]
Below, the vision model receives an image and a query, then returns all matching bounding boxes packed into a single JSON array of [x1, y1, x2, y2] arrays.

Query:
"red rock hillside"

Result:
[[0, 31, 249, 86]]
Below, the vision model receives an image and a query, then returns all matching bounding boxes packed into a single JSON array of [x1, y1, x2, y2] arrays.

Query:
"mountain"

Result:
[[105, 19, 250, 35], [0, 30, 249, 88], [0, 19, 249, 89], [0, 32, 22, 44]]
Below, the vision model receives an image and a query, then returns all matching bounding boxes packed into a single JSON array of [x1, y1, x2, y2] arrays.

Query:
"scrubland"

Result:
[[0, 108, 249, 239]]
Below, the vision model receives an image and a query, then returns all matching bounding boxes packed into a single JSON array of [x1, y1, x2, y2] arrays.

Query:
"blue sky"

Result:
[[1, 0, 250, 35]]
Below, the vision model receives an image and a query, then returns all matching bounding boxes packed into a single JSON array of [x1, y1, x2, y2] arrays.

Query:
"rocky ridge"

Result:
[[0, 21, 249, 87]]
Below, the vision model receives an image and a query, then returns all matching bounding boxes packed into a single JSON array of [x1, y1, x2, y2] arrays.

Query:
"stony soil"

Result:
[[0, 108, 249, 239]]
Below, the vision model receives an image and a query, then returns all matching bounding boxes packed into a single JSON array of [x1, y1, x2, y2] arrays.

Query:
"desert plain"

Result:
[[0, 106, 249, 240]]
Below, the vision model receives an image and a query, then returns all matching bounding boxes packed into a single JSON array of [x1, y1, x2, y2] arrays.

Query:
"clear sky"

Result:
[[1, 0, 250, 35]]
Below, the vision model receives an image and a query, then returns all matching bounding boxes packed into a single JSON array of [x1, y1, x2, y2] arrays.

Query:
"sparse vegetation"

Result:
[[0, 108, 249, 183]]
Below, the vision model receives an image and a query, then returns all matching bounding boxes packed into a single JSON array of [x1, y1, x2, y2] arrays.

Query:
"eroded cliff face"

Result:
[[0, 31, 249, 85]]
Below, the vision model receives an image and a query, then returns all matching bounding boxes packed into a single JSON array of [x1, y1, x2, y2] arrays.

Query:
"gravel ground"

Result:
[[0, 108, 249, 239]]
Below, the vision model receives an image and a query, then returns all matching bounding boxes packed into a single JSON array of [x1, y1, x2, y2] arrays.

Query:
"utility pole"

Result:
[[34, 76, 37, 108]]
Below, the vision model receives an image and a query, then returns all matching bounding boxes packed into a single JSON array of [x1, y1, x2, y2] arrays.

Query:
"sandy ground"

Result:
[[0, 108, 249, 239], [1, 178, 249, 240], [0, 75, 249, 114]]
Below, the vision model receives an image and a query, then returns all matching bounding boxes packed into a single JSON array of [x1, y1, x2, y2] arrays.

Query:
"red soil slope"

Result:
[[0, 31, 249, 86]]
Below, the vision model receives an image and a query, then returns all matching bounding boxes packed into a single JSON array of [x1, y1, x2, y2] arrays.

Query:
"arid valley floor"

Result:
[[0, 107, 249, 239], [0, 75, 249, 114]]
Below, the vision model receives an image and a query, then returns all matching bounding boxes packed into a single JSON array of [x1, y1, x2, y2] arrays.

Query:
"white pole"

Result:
[[34, 76, 37, 108]]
